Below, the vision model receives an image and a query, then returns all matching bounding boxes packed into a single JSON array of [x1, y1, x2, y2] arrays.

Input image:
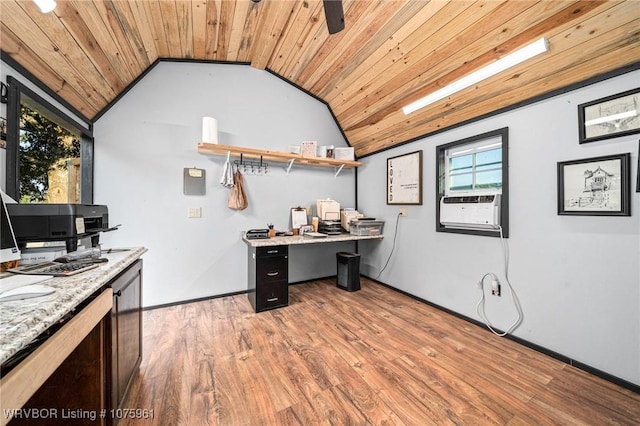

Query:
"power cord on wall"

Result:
[[376, 212, 401, 280], [476, 225, 523, 337]]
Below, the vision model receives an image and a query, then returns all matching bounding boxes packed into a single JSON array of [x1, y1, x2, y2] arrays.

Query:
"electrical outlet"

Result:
[[399, 208, 407, 217], [188, 207, 202, 218], [491, 281, 501, 296]]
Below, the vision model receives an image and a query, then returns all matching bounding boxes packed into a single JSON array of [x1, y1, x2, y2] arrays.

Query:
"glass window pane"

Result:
[[475, 170, 502, 189], [19, 104, 81, 203], [450, 173, 473, 191], [476, 148, 501, 166], [449, 155, 473, 172]]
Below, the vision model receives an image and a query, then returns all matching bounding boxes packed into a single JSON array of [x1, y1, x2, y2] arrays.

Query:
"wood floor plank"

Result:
[[118, 278, 640, 425]]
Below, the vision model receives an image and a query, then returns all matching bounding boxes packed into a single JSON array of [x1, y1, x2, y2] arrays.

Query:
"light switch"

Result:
[[188, 207, 202, 218]]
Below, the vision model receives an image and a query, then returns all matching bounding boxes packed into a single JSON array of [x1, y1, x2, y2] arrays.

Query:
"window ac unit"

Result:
[[439, 194, 500, 230]]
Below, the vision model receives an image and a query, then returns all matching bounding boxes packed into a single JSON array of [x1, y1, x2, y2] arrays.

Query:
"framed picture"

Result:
[[637, 141, 640, 193], [557, 153, 630, 216], [387, 150, 422, 205], [578, 88, 640, 144], [299, 224, 314, 235], [0, 117, 6, 143]]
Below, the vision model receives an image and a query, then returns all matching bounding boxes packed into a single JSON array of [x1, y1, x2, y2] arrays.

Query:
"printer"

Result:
[[6, 203, 109, 252]]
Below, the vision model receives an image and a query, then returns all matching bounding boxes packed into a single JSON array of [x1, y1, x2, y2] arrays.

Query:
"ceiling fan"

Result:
[[251, 0, 345, 35], [322, 0, 345, 34]]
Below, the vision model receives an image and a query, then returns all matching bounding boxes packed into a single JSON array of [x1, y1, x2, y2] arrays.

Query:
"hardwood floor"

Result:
[[120, 278, 640, 425]]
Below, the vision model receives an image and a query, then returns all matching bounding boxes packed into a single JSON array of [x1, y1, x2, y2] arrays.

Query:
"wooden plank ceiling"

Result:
[[1, 0, 639, 157]]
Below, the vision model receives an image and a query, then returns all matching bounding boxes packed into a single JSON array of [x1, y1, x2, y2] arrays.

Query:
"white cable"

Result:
[[475, 225, 523, 337], [376, 212, 401, 279]]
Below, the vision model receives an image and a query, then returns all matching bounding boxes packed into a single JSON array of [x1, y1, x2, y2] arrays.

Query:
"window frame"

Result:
[[5, 76, 94, 203], [436, 127, 509, 238]]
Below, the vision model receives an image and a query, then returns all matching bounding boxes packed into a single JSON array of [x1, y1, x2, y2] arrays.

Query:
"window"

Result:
[[436, 128, 509, 237], [446, 136, 503, 194], [4, 76, 93, 204]]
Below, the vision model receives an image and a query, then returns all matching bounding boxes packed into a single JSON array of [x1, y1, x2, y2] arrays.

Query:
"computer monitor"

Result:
[[0, 190, 21, 263]]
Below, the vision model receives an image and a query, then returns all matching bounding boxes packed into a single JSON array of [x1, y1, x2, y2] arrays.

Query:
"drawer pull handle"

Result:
[[267, 250, 278, 254], [267, 272, 279, 277], [267, 297, 279, 302]]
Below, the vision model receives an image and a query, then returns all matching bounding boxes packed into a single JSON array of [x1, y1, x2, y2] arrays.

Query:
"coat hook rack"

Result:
[[234, 153, 268, 175]]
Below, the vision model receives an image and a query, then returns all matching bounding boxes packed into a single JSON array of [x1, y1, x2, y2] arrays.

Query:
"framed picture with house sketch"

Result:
[[557, 153, 630, 216], [578, 88, 640, 144], [637, 140, 640, 193]]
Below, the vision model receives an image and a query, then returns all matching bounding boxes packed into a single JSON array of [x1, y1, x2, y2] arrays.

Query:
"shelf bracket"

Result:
[[334, 164, 345, 178], [285, 159, 295, 174]]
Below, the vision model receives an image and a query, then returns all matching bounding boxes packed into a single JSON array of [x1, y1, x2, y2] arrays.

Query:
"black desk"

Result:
[[243, 233, 383, 312]]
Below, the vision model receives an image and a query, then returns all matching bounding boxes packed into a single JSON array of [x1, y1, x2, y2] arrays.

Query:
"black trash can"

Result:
[[336, 252, 361, 291]]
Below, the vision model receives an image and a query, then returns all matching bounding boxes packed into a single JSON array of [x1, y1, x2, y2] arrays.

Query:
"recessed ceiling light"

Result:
[[403, 38, 550, 115]]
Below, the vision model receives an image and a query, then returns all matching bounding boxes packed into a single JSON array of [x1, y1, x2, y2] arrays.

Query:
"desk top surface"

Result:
[[0, 247, 147, 365], [242, 233, 383, 247]]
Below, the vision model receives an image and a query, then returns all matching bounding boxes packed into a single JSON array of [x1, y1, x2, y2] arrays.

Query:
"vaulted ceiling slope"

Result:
[[1, 1, 639, 157]]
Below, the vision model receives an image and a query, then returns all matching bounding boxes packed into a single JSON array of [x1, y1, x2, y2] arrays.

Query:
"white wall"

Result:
[[357, 70, 640, 386], [94, 62, 356, 307]]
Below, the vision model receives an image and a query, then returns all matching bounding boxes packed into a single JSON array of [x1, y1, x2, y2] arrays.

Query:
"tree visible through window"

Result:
[[19, 105, 80, 203]]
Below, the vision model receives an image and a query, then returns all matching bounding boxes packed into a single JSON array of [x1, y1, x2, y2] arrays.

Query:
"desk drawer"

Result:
[[257, 246, 288, 258], [257, 257, 288, 283], [256, 281, 288, 311]]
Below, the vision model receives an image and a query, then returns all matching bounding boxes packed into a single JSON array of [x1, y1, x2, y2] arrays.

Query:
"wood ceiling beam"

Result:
[[341, 0, 606, 133], [265, 0, 316, 72], [348, 13, 640, 156], [2, 0, 114, 108], [216, 0, 238, 61], [250, 0, 297, 70], [0, 23, 98, 119]]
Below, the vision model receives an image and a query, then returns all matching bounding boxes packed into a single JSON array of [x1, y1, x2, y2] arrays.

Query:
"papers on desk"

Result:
[[303, 232, 327, 238]]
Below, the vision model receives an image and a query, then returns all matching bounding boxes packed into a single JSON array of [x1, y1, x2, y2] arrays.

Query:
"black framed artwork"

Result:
[[387, 150, 422, 205], [557, 153, 631, 216], [637, 140, 640, 193], [578, 88, 640, 144]]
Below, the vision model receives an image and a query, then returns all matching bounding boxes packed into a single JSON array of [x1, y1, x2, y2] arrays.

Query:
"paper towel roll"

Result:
[[202, 117, 218, 143]]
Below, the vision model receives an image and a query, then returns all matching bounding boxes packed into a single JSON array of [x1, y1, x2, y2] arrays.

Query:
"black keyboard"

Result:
[[8, 261, 100, 277]]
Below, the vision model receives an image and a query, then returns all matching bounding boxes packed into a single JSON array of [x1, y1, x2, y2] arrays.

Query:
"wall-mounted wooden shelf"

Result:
[[197, 143, 361, 175]]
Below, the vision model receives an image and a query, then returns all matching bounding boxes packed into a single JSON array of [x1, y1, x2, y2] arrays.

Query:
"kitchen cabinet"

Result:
[[108, 259, 143, 414], [248, 245, 288, 312], [0, 249, 146, 426], [2, 290, 112, 426]]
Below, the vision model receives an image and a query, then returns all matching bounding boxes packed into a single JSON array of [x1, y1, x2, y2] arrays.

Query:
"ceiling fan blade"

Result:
[[323, 0, 345, 35]]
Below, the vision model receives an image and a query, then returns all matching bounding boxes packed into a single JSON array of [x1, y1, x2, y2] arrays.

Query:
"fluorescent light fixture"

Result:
[[585, 110, 637, 127], [34, 0, 56, 13], [403, 37, 550, 115]]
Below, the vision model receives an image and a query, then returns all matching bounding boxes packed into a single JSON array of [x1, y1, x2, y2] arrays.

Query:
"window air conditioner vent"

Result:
[[439, 194, 500, 230]]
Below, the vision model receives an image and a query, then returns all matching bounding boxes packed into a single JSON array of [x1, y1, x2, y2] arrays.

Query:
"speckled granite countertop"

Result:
[[242, 233, 383, 247], [0, 247, 147, 365]]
